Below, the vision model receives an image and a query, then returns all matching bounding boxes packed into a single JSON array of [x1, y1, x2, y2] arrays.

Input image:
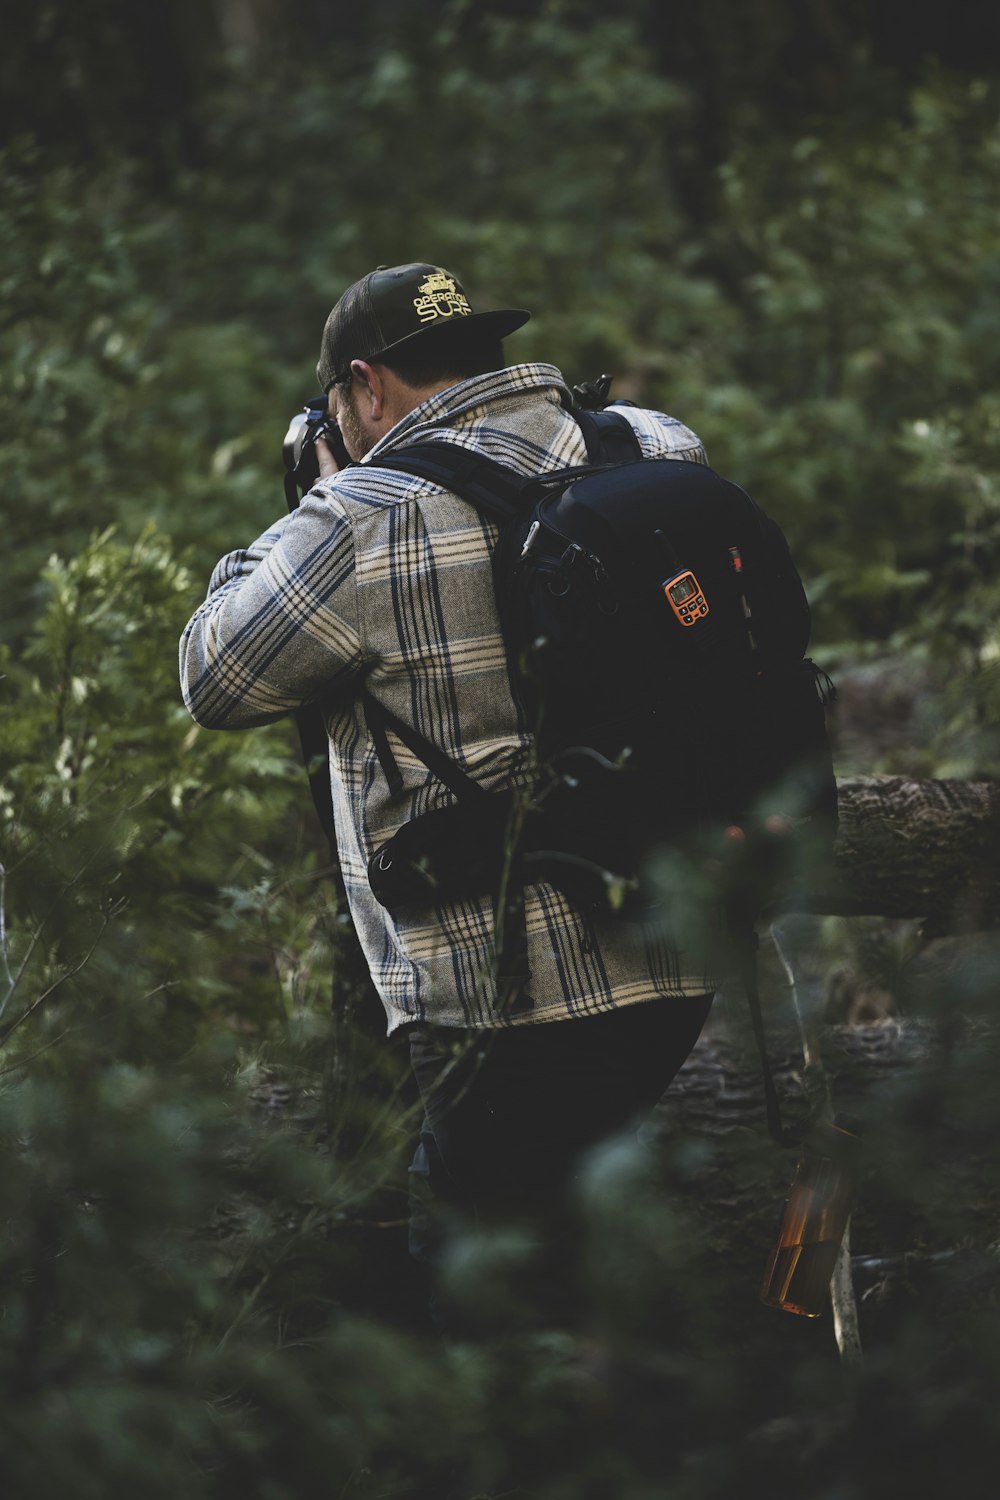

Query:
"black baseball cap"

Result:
[[316, 262, 530, 390]]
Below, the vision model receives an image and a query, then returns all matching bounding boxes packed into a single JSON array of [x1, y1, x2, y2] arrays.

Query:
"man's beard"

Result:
[[336, 390, 372, 460]]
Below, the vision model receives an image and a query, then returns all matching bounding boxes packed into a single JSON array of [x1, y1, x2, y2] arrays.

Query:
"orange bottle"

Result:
[[760, 1123, 859, 1317]]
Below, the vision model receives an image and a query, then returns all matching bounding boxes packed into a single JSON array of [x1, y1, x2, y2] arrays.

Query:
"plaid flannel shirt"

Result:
[[180, 363, 718, 1033]]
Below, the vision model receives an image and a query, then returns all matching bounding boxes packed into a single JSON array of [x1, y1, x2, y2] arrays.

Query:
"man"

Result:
[[180, 262, 715, 1316]]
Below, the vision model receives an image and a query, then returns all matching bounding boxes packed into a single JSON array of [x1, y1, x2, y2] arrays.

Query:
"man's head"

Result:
[[318, 263, 530, 459]]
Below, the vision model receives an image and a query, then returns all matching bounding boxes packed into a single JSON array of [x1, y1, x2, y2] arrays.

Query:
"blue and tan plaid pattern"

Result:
[[180, 363, 717, 1032]]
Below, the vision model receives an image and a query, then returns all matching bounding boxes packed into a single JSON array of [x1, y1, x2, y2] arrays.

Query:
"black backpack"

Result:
[[362, 404, 838, 960]]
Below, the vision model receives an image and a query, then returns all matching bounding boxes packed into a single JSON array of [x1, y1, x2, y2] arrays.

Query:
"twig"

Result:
[[0, 864, 13, 999], [770, 920, 863, 1368], [0, 899, 126, 1046], [4, 774, 130, 878], [831, 1218, 863, 1363], [0, 923, 46, 1022], [0, 981, 178, 1077], [214, 1157, 414, 1353]]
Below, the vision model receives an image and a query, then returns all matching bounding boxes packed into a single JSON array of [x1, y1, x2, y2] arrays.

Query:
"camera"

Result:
[[282, 395, 352, 495]]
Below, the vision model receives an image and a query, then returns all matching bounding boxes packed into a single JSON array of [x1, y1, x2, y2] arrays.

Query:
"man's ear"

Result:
[[351, 359, 385, 420]]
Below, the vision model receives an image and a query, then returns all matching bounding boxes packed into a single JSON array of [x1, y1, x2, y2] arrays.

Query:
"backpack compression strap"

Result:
[[361, 692, 491, 807]]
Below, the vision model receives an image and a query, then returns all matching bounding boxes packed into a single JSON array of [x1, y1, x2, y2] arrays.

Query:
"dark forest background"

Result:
[[3, 3, 1000, 1496]]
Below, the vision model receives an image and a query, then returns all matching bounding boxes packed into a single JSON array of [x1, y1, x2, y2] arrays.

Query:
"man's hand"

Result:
[[315, 431, 343, 480]]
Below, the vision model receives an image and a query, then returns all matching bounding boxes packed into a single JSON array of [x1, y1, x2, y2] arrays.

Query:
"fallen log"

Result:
[[805, 775, 1000, 932]]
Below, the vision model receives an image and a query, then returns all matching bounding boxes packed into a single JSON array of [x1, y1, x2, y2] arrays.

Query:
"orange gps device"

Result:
[[662, 569, 709, 627]]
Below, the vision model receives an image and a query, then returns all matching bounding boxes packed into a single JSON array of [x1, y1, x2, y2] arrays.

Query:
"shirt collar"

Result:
[[361, 362, 572, 462]]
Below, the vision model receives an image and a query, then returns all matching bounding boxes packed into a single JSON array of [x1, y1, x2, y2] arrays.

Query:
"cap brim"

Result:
[[371, 307, 531, 365]]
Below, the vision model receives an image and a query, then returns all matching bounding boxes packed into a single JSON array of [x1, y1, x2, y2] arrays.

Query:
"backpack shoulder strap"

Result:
[[374, 407, 643, 519], [573, 406, 643, 464], [358, 444, 530, 799], [372, 442, 525, 525]]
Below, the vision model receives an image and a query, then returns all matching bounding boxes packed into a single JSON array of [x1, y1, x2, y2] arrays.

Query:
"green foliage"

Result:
[[0, 523, 335, 1057], [709, 81, 1000, 689], [0, 138, 295, 640]]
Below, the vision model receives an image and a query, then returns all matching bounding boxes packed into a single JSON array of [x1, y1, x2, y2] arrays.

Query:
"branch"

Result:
[[0, 899, 126, 1047], [0, 861, 47, 1024], [0, 981, 177, 1077]]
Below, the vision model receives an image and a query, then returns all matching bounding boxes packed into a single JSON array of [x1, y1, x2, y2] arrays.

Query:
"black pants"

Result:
[[406, 996, 713, 1325]]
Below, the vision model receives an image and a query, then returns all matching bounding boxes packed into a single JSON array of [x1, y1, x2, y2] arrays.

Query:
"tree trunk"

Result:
[[806, 775, 1000, 933]]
